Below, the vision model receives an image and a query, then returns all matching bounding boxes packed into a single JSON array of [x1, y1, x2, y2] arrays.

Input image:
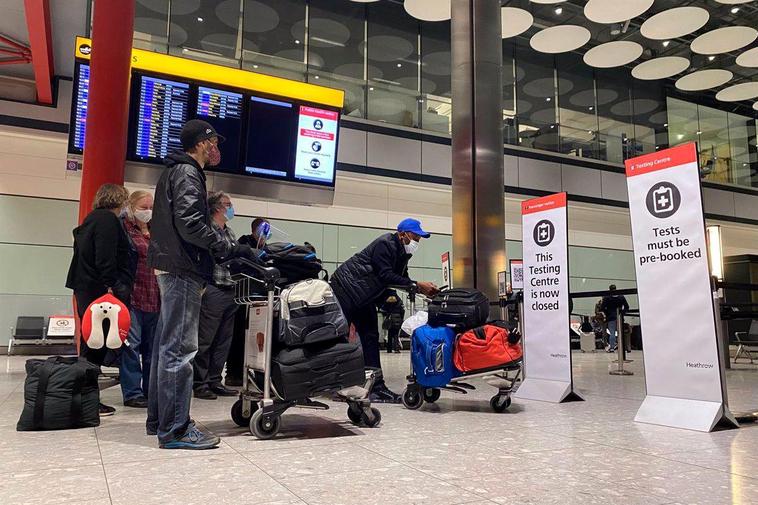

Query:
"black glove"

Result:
[[234, 244, 268, 264]]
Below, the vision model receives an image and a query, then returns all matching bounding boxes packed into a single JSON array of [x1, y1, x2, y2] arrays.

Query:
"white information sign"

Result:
[[47, 315, 76, 337], [293, 106, 339, 184], [441, 251, 451, 289], [514, 193, 583, 403], [509, 259, 524, 290], [245, 305, 269, 371], [625, 143, 736, 431]]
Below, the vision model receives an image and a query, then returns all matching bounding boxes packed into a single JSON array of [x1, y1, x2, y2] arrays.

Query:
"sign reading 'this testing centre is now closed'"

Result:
[[625, 142, 736, 432]]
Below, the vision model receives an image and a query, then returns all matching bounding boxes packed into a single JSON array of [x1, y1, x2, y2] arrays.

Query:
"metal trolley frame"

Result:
[[225, 259, 380, 439], [399, 288, 523, 413]]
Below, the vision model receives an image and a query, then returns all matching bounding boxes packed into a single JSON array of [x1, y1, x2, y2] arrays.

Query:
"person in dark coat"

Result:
[[66, 183, 135, 417], [601, 284, 629, 352], [379, 291, 405, 353], [331, 218, 438, 403], [145, 119, 257, 450]]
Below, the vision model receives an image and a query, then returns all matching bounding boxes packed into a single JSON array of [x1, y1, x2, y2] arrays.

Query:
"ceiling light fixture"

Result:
[[664, 123, 668, 127], [397, 63, 402, 67], [731, 7, 739, 14], [589, 106, 594, 111], [253, 64, 258, 69], [197, 17, 203, 22], [662, 40, 670, 47], [295, 39, 301, 44], [555, 7, 563, 15], [708, 55, 715, 61], [546, 97, 552, 102], [369, 87, 374, 91], [314, 75, 319, 79], [697, 130, 702, 134]]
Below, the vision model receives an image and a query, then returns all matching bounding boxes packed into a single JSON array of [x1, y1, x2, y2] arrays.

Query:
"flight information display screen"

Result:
[[244, 96, 296, 178], [196, 86, 243, 172], [133, 75, 190, 160], [69, 63, 90, 153]]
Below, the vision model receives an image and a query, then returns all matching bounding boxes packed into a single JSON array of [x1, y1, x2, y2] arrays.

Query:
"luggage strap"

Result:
[[32, 357, 89, 430]]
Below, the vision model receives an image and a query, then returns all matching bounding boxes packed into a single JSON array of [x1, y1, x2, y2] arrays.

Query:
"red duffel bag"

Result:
[[453, 322, 522, 373]]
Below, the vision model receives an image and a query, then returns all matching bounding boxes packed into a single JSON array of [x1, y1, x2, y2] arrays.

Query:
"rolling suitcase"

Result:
[[428, 288, 489, 331], [411, 325, 458, 388], [270, 340, 365, 400], [279, 279, 348, 347]]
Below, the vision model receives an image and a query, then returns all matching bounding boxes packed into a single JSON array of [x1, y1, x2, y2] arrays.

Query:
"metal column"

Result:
[[451, 0, 506, 301]]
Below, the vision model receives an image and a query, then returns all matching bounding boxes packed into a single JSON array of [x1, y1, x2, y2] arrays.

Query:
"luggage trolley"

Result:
[[399, 286, 523, 413], [224, 258, 381, 439]]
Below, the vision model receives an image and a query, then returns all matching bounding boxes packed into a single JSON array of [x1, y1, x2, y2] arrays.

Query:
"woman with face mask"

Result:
[[119, 190, 160, 409]]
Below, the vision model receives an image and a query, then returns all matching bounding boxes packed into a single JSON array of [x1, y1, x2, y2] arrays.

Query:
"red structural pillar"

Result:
[[77, 0, 135, 223]]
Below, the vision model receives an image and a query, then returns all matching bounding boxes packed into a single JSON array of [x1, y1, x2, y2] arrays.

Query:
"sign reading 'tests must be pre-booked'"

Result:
[[626, 142, 735, 431]]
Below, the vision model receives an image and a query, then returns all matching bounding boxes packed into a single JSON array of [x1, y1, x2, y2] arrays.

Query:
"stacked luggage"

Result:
[[403, 288, 523, 413]]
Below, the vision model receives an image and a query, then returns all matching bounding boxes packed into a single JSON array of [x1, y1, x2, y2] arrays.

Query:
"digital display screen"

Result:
[[294, 106, 339, 184], [196, 86, 243, 172], [134, 75, 190, 160], [70, 63, 90, 152], [244, 96, 295, 178]]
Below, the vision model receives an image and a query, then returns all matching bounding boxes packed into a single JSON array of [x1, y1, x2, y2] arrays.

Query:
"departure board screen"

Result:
[[244, 96, 296, 178], [196, 86, 243, 172], [134, 75, 190, 160], [69, 63, 90, 153]]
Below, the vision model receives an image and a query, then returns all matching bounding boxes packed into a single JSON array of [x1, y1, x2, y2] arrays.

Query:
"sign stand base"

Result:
[[635, 395, 740, 432], [514, 378, 584, 403]]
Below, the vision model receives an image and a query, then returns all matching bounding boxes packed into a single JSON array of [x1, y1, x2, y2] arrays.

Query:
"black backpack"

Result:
[[265, 242, 327, 285], [428, 288, 490, 331]]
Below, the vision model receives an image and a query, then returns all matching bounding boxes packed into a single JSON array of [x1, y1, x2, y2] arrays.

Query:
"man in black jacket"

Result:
[[331, 218, 438, 403], [146, 120, 255, 450], [601, 284, 629, 353]]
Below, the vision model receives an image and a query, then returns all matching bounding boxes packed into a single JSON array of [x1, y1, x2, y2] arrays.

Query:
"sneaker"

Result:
[[160, 424, 220, 450], [209, 383, 238, 397], [124, 396, 148, 408], [99, 403, 116, 417], [193, 387, 218, 400], [225, 377, 243, 388], [394, 350, 401, 354], [369, 385, 402, 404]]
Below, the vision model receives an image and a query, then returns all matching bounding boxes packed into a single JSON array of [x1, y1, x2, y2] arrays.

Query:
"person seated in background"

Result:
[[379, 291, 405, 354], [119, 190, 159, 409], [192, 191, 242, 400], [601, 284, 629, 353], [66, 183, 135, 417], [226, 216, 271, 387], [330, 218, 439, 403]]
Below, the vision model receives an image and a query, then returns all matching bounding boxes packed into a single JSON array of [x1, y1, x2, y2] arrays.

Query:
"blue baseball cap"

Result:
[[397, 218, 431, 238]]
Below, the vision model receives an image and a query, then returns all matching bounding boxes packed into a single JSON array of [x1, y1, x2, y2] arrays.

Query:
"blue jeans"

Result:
[[608, 319, 618, 350], [120, 308, 158, 401], [146, 273, 205, 444]]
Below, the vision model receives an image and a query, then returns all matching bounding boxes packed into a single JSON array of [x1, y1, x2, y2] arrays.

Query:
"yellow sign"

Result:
[[74, 36, 344, 109]]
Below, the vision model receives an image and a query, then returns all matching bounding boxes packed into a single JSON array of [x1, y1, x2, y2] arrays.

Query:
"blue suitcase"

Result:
[[411, 325, 458, 388]]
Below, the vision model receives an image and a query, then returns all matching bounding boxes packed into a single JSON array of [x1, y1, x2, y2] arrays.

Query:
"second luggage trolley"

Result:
[[224, 259, 381, 439], [399, 287, 523, 413]]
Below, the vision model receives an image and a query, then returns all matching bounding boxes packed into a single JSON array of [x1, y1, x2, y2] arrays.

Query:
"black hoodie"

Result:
[[147, 151, 227, 282]]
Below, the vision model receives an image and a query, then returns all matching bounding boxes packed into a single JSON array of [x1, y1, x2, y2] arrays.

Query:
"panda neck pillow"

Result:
[[81, 294, 131, 349]]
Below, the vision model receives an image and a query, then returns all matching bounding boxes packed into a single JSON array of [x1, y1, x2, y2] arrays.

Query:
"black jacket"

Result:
[[147, 151, 227, 282], [66, 209, 134, 298], [601, 294, 629, 321], [332, 233, 413, 310]]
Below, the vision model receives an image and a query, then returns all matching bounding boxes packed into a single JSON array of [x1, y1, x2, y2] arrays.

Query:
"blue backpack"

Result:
[[411, 325, 458, 388]]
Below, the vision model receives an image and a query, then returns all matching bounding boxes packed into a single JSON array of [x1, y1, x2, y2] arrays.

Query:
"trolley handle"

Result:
[[221, 257, 280, 285]]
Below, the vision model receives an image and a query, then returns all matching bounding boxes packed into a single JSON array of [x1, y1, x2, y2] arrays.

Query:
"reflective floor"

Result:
[[1, 351, 757, 505]]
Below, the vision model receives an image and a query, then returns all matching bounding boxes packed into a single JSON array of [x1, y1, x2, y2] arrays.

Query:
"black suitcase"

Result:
[[428, 288, 490, 331], [270, 341, 365, 400]]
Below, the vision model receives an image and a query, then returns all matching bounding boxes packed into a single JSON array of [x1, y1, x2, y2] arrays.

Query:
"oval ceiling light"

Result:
[[530, 25, 591, 54], [501, 7, 533, 39], [530, 0, 566, 4], [675, 69, 733, 91], [754, 101, 758, 111], [640, 7, 709, 40], [714, 0, 753, 4], [584, 0, 653, 24], [350, 0, 380, 2], [736, 47, 758, 68], [691, 26, 758, 55], [404, 0, 451, 22], [631, 56, 690, 80], [716, 82, 758, 102], [583, 41, 643, 68]]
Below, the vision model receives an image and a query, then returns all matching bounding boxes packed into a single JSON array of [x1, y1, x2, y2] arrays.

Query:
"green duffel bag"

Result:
[[17, 356, 101, 431]]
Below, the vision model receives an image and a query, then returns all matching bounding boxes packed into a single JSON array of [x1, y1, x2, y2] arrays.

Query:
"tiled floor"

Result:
[[1, 351, 757, 505]]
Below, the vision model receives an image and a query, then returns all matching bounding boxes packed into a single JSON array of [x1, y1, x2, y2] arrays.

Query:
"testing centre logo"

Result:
[[533, 219, 555, 247], [645, 182, 681, 219]]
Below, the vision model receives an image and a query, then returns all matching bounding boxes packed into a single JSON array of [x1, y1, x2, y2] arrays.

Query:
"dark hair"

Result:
[[92, 184, 129, 210], [304, 241, 316, 254], [609, 284, 617, 291], [251, 217, 269, 233], [208, 191, 229, 215]]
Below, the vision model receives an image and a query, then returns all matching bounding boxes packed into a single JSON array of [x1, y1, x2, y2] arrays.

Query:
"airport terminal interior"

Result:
[[1, 0, 758, 504]]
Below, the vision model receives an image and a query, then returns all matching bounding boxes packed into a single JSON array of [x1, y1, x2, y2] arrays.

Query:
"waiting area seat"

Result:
[[8, 316, 76, 355], [734, 320, 758, 364]]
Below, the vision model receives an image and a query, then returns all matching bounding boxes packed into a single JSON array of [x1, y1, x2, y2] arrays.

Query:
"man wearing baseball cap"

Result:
[[146, 119, 255, 449], [331, 218, 439, 403]]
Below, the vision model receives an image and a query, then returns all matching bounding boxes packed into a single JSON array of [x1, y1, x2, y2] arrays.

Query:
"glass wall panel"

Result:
[[241, 0, 307, 82], [666, 97, 699, 148], [168, 1, 241, 67], [595, 69, 634, 163], [420, 21, 452, 134], [516, 42, 559, 153], [556, 53, 598, 159], [366, 1, 420, 128], [632, 81, 668, 156], [133, 0, 169, 52], [502, 41, 518, 145], [727, 112, 758, 187], [308, 0, 366, 118], [697, 104, 731, 184]]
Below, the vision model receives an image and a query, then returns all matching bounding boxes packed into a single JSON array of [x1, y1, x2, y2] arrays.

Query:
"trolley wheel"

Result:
[[347, 405, 363, 425], [423, 388, 441, 403], [249, 409, 281, 440], [362, 407, 382, 428], [490, 394, 511, 413], [402, 387, 424, 410], [231, 399, 257, 427]]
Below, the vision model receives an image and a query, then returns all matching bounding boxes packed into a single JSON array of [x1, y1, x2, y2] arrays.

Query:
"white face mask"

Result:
[[134, 209, 152, 223], [404, 239, 419, 255]]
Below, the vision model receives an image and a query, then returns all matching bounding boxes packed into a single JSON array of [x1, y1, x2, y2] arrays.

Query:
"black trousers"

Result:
[[386, 326, 400, 352], [226, 305, 248, 381], [193, 285, 238, 389], [336, 300, 384, 390]]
